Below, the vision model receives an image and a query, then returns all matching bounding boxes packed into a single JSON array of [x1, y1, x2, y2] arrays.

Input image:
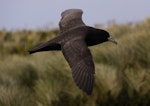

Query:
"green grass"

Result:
[[0, 18, 150, 106]]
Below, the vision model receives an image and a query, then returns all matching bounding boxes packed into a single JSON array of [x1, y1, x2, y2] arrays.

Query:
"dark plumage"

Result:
[[29, 9, 117, 95]]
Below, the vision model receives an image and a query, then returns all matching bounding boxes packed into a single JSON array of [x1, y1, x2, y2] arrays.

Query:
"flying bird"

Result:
[[29, 9, 117, 95]]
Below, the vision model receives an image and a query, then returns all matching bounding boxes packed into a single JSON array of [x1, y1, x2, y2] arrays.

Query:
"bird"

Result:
[[29, 9, 117, 95]]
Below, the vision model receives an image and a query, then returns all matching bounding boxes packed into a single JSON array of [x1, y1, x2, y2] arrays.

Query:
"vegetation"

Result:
[[0, 18, 150, 106]]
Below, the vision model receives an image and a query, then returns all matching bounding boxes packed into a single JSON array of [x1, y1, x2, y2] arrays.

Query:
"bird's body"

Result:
[[29, 9, 117, 95]]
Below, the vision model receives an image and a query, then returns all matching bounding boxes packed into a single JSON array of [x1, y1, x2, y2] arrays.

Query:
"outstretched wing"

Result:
[[29, 37, 61, 54], [62, 37, 95, 95], [59, 9, 85, 33]]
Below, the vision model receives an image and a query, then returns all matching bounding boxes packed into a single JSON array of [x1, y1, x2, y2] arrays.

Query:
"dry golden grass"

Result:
[[0, 18, 150, 106]]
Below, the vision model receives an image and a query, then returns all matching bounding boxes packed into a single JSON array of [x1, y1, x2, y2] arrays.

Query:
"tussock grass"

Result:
[[0, 18, 150, 105]]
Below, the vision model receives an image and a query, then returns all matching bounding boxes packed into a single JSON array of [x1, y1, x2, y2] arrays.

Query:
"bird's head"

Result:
[[86, 27, 117, 46]]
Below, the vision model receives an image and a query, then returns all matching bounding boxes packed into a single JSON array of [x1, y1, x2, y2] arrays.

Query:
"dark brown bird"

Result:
[[29, 9, 117, 95]]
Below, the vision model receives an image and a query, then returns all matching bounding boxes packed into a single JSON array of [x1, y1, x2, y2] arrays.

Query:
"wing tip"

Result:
[[28, 49, 37, 54], [86, 91, 92, 95], [28, 50, 34, 54], [72, 72, 94, 95], [80, 86, 93, 95]]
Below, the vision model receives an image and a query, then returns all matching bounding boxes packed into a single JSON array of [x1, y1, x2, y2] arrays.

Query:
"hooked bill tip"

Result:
[[108, 37, 117, 44]]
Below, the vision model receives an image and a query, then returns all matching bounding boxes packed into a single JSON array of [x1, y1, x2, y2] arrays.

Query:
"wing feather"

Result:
[[62, 38, 95, 95]]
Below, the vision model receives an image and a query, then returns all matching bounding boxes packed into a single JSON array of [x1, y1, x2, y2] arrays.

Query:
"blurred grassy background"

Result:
[[0, 18, 150, 106]]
